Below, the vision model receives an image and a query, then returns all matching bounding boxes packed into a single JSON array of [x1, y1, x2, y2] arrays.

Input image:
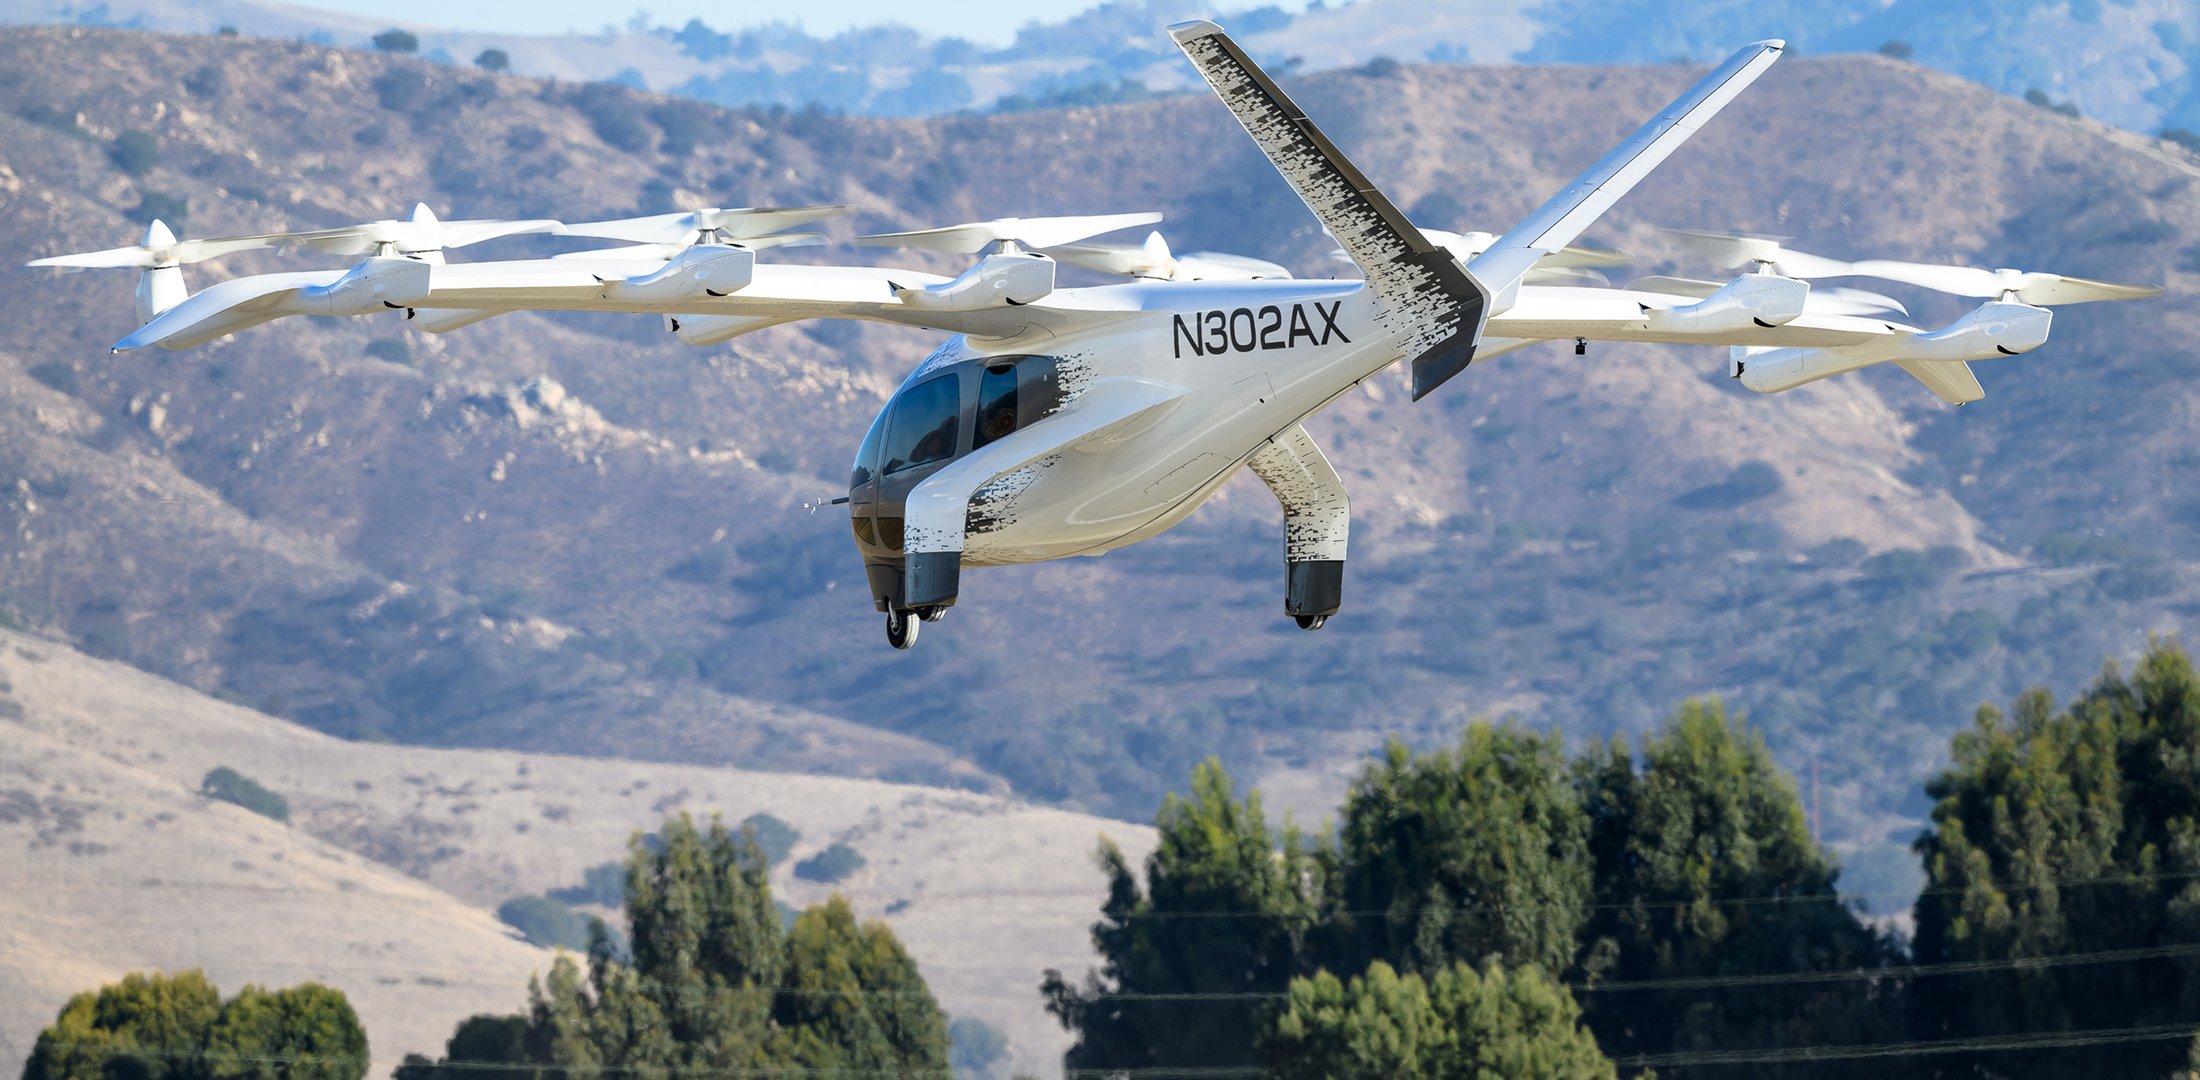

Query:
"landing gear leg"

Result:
[[885, 608, 921, 649], [1249, 424, 1350, 634]]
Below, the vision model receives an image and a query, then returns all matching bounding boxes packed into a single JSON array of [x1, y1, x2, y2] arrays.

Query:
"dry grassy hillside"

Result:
[[0, 25, 2190, 876], [0, 628, 1158, 1079]]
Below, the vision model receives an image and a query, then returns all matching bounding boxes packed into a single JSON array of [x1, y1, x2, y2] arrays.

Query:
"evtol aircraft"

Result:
[[30, 23, 2164, 648]]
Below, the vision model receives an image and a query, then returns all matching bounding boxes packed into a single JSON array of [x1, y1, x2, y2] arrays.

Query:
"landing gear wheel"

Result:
[[1295, 614, 1327, 631], [918, 606, 947, 623], [886, 609, 921, 649]]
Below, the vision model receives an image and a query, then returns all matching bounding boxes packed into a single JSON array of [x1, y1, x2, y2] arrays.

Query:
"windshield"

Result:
[[850, 408, 888, 488], [882, 373, 961, 475]]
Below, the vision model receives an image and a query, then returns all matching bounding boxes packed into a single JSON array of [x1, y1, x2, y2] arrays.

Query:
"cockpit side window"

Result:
[[972, 356, 1066, 450], [974, 363, 1019, 450], [883, 373, 961, 475], [850, 407, 888, 487]]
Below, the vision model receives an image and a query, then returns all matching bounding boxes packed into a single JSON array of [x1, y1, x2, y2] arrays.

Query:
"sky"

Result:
[[281, 0, 1126, 46]]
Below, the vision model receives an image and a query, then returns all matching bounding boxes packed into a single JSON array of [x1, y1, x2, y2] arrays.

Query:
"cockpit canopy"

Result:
[[849, 354, 1069, 490]]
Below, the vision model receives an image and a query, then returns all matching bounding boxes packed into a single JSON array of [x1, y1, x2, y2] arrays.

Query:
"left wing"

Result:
[[113, 252, 1128, 352]]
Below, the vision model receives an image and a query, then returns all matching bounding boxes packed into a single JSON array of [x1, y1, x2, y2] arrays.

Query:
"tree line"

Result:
[[27, 639, 2200, 1079], [1043, 639, 2200, 1079]]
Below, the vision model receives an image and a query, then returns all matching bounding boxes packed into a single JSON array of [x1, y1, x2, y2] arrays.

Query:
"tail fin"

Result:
[[1169, 20, 1488, 401], [1469, 41, 1785, 314]]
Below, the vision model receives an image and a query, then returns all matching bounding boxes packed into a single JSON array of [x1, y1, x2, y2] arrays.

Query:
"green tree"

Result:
[[109, 130, 158, 176], [200, 767, 287, 823], [1043, 760, 1326, 1077], [25, 971, 223, 1080], [1262, 959, 1614, 1080], [204, 984, 367, 1080], [1575, 700, 1899, 1075], [1330, 723, 1592, 976], [24, 972, 365, 1080], [473, 49, 510, 73], [372, 29, 418, 53], [1911, 640, 2200, 1078], [495, 895, 591, 951], [405, 812, 949, 1079]]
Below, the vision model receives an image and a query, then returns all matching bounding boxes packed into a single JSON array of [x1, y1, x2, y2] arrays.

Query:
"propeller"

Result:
[[856, 212, 1162, 254], [1042, 231, 1291, 281], [1664, 228, 1857, 279], [1628, 275, 1908, 317], [1329, 227, 1630, 284], [272, 203, 563, 257], [27, 219, 273, 271], [564, 204, 853, 246], [1669, 228, 2162, 307], [1845, 260, 2164, 306]]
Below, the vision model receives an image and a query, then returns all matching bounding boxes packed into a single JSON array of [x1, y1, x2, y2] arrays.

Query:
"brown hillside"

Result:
[[0, 25, 2190, 871]]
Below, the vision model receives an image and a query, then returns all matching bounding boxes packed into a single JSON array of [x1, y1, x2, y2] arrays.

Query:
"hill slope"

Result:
[[0, 626, 1157, 1079], [0, 26, 2191, 889], [4, 0, 2196, 133]]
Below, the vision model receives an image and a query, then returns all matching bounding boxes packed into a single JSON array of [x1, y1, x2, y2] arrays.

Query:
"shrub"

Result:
[[568, 83, 654, 152], [474, 48, 510, 73], [496, 894, 593, 950], [374, 68, 429, 111], [184, 64, 227, 97], [201, 766, 289, 822], [549, 861, 627, 907], [1878, 40, 1913, 60], [27, 362, 77, 395], [949, 1016, 1010, 1080], [109, 130, 158, 176], [130, 191, 188, 226], [740, 812, 800, 866], [373, 29, 420, 53], [793, 841, 865, 883]]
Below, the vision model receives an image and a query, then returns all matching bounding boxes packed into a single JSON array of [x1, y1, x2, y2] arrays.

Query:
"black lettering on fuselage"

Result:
[[1172, 301, 1352, 359]]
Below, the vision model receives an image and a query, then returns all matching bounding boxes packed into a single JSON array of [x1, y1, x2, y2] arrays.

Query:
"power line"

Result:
[[78, 936, 2200, 1004]]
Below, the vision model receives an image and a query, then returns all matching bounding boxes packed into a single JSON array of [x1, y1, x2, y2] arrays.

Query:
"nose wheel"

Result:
[[886, 608, 921, 649], [1295, 614, 1327, 631]]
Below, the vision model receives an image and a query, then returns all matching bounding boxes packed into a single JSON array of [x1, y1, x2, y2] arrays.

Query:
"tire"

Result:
[[1294, 614, 1327, 631], [886, 609, 921, 649]]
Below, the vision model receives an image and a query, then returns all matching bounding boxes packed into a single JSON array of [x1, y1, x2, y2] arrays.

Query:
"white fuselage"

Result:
[[884, 277, 1394, 566]]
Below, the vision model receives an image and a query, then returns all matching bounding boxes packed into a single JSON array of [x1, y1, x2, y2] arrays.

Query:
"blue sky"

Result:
[[284, 0, 1122, 45]]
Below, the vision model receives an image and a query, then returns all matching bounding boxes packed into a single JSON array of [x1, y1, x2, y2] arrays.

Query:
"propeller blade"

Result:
[[857, 212, 1162, 253], [1665, 228, 1855, 279], [1848, 259, 2164, 306], [27, 219, 275, 270], [278, 205, 563, 255], [1043, 231, 1176, 277], [565, 205, 853, 246]]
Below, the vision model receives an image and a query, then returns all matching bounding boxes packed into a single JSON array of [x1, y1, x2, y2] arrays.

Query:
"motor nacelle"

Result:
[[894, 251, 1055, 311], [1644, 272, 1807, 335], [599, 245, 756, 303], [1736, 301, 2052, 395], [296, 256, 433, 316]]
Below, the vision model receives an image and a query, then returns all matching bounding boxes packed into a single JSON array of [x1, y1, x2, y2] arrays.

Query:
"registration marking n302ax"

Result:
[[1173, 301, 1349, 358]]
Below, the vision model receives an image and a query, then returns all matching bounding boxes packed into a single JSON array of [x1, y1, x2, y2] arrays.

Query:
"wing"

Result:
[[113, 252, 1138, 352]]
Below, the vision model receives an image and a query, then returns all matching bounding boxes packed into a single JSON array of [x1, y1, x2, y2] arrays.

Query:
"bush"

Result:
[[201, 766, 289, 822], [374, 68, 429, 111], [496, 894, 593, 950], [109, 130, 158, 176], [740, 812, 800, 866], [183, 64, 227, 97], [1877, 40, 1913, 60], [549, 861, 627, 907], [567, 83, 654, 152], [373, 29, 420, 53], [793, 841, 865, 883], [27, 362, 77, 395], [474, 48, 510, 73], [949, 1016, 1010, 1080], [129, 191, 188, 226]]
